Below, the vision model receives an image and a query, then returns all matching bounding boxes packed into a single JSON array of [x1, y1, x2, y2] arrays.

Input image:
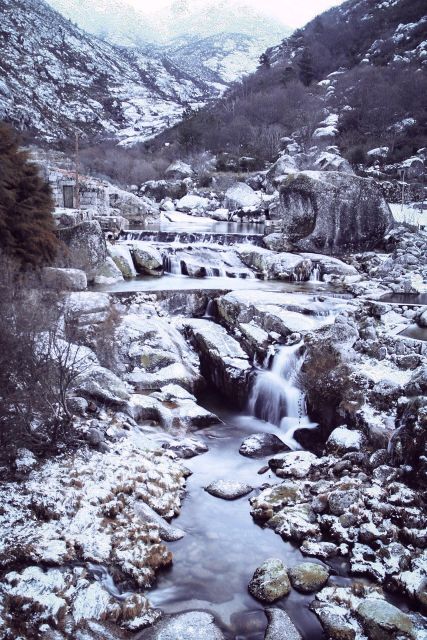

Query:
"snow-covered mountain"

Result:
[[46, 0, 287, 46], [0, 0, 216, 145], [0, 0, 289, 145], [46, 0, 289, 86]]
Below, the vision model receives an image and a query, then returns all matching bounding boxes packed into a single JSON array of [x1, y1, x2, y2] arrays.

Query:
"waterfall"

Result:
[[203, 299, 216, 318], [309, 264, 322, 282], [248, 343, 313, 447], [163, 254, 182, 275]]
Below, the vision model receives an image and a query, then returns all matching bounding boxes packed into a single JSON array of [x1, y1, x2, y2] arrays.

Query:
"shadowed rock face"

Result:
[[278, 171, 394, 255]]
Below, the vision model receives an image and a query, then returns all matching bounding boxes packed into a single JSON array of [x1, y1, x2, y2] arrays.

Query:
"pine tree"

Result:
[[298, 47, 315, 86], [0, 123, 57, 267], [259, 53, 271, 69]]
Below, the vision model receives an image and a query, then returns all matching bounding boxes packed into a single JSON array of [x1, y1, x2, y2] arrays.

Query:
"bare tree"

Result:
[[0, 254, 91, 463]]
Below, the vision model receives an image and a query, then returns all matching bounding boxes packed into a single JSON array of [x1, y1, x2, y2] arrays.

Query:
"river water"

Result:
[[103, 219, 348, 638], [146, 396, 325, 640]]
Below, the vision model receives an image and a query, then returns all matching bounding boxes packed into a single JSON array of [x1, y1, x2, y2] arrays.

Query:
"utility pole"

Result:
[[75, 132, 80, 210], [400, 168, 405, 218]]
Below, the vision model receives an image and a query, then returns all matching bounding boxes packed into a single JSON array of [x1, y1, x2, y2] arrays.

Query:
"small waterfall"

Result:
[[248, 343, 313, 447], [87, 563, 132, 601], [163, 254, 182, 275], [203, 299, 216, 318], [309, 264, 322, 282]]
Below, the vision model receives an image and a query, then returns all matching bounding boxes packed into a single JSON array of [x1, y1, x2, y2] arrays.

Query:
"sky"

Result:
[[126, 0, 345, 28]]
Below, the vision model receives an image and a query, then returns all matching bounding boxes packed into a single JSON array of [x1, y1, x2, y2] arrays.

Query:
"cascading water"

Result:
[[309, 264, 322, 282], [248, 342, 314, 448]]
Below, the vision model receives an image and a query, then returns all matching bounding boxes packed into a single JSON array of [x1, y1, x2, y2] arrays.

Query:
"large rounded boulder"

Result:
[[277, 171, 394, 255]]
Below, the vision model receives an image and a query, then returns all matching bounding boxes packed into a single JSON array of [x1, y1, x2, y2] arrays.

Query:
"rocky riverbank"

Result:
[[2, 161, 427, 638]]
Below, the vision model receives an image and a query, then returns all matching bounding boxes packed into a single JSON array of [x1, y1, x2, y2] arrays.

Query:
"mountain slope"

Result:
[[0, 0, 213, 145], [149, 0, 427, 169], [45, 0, 290, 86]]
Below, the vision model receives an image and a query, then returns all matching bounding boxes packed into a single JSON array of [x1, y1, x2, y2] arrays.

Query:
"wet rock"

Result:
[[356, 599, 414, 640], [205, 480, 253, 500], [217, 290, 345, 338], [311, 602, 357, 640], [134, 501, 185, 542], [248, 558, 291, 603], [277, 171, 394, 255], [267, 503, 319, 542], [300, 253, 358, 277], [288, 562, 330, 593], [239, 433, 289, 458], [250, 482, 304, 522], [236, 246, 312, 281], [138, 611, 225, 640], [182, 319, 250, 407], [131, 244, 164, 276], [107, 243, 137, 279], [264, 607, 302, 640]]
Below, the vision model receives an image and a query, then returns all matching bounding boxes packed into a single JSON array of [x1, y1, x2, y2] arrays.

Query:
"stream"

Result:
[[99, 218, 353, 638], [145, 389, 325, 640]]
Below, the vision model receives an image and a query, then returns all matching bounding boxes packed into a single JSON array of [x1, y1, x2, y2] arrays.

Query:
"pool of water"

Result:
[[92, 273, 341, 294], [144, 394, 326, 640], [380, 293, 427, 305], [141, 219, 265, 236], [400, 324, 427, 341]]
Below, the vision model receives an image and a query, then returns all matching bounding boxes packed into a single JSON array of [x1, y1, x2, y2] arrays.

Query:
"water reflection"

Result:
[[147, 398, 325, 639]]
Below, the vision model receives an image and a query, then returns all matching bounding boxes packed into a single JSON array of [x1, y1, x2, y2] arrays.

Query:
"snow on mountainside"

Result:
[[46, 0, 290, 86], [0, 0, 214, 145], [267, 0, 427, 68]]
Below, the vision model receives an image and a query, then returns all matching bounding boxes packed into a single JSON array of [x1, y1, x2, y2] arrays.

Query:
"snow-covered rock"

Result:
[[131, 244, 164, 276], [107, 243, 137, 279], [165, 161, 194, 179], [277, 171, 395, 255], [176, 194, 210, 213], [41, 267, 87, 291], [225, 182, 262, 210]]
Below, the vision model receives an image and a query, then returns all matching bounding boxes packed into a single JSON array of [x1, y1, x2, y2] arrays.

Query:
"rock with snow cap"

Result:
[[205, 480, 253, 500], [138, 611, 225, 640]]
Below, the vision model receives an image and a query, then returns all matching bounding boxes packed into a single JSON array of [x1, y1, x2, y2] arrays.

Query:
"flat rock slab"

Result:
[[264, 608, 302, 640], [135, 501, 185, 542], [239, 433, 290, 458], [138, 611, 225, 640], [204, 480, 253, 500]]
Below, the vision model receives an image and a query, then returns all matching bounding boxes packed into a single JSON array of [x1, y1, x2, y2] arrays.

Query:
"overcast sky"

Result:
[[127, 0, 345, 28]]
